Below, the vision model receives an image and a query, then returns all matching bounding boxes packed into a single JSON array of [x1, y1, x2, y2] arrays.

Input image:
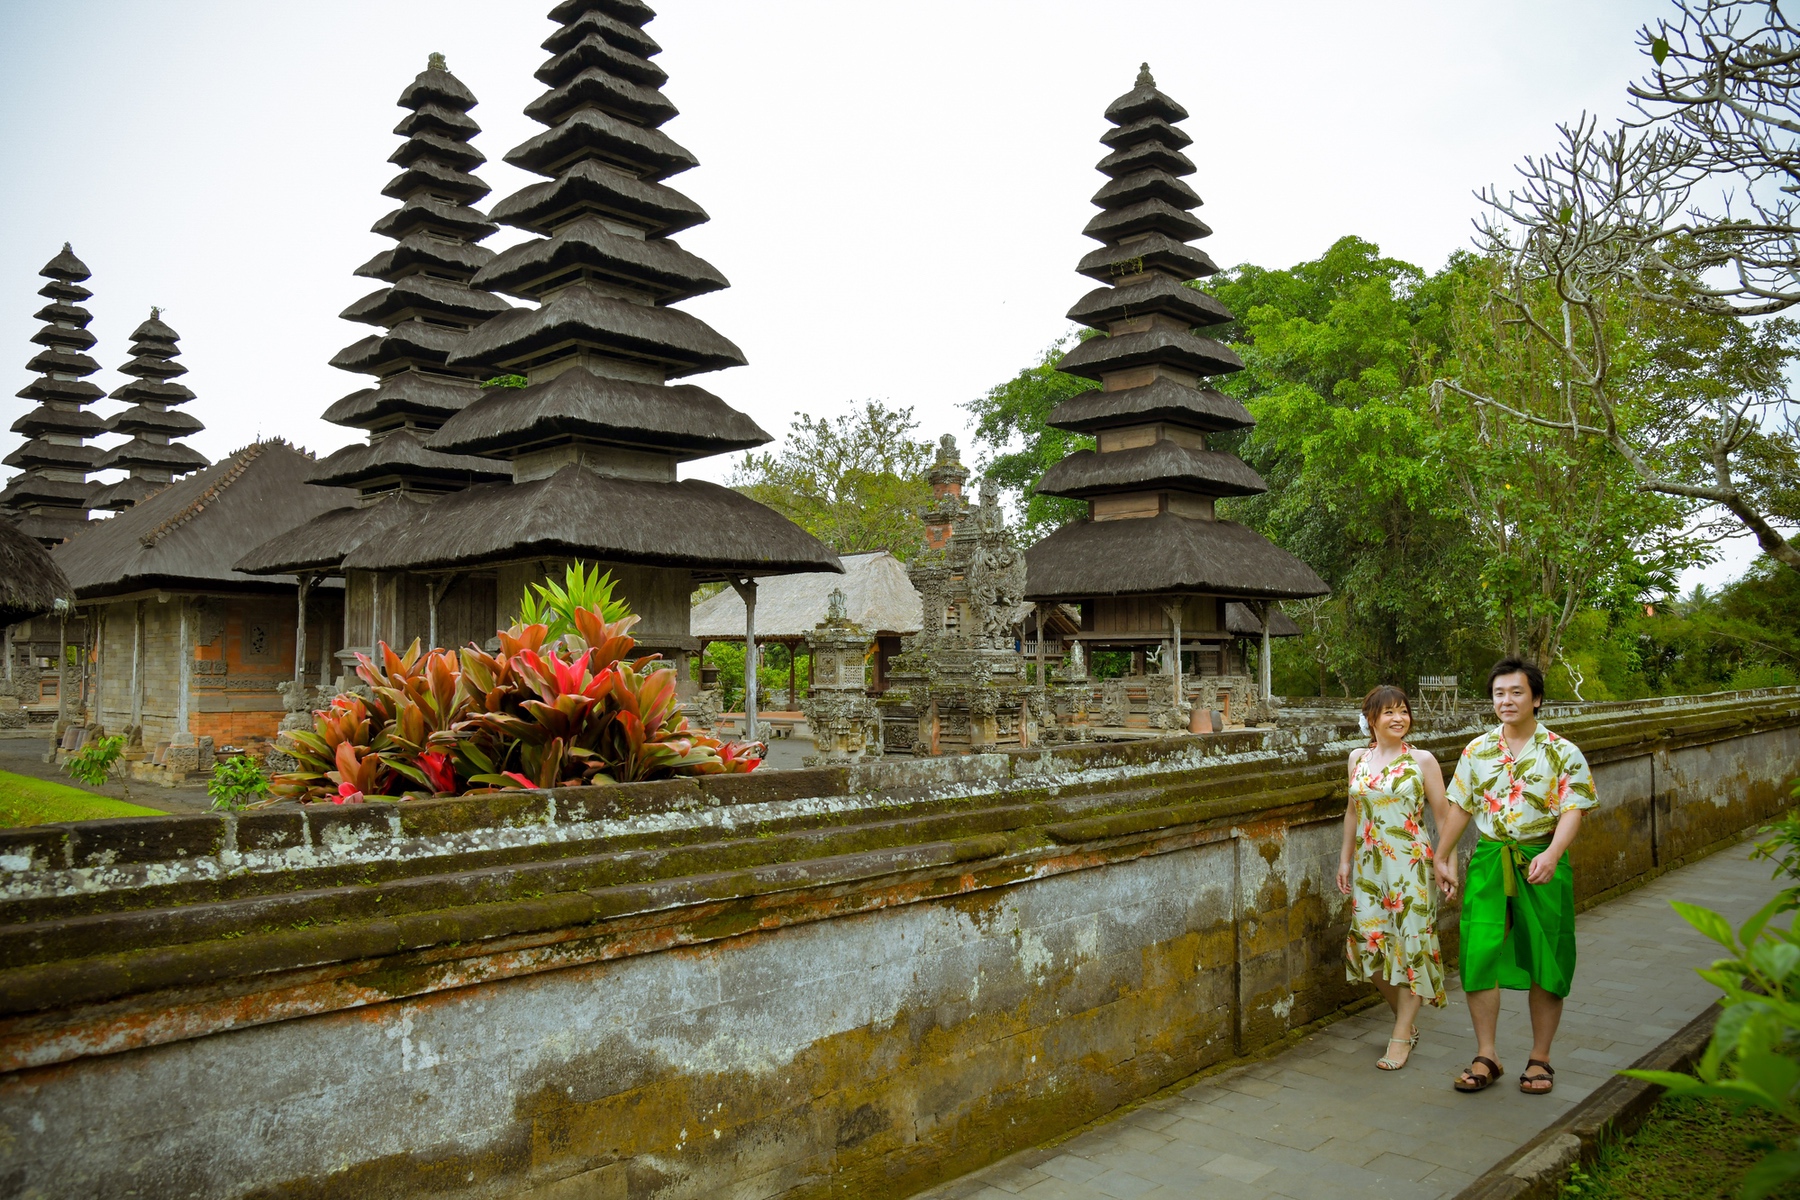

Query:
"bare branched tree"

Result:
[[1434, 0, 1800, 573]]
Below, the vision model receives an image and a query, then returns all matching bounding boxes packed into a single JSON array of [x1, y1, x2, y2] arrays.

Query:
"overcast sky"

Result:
[[0, 0, 1765, 586]]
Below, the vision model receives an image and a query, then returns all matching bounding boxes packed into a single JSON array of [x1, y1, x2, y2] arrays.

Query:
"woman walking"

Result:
[[1337, 685, 1449, 1070]]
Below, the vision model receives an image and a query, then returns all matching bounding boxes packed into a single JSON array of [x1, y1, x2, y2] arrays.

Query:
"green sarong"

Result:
[[1459, 836, 1577, 997]]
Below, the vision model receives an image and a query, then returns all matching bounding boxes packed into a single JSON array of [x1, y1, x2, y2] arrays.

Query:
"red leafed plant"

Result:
[[271, 565, 761, 803]]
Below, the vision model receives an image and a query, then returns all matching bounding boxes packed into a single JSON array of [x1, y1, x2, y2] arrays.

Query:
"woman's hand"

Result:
[[1336, 856, 1353, 896], [1527, 849, 1558, 885], [1435, 851, 1459, 900]]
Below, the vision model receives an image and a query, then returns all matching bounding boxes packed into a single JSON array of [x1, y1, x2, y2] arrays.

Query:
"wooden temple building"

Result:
[[298, 0, 840, 677], [1023, 65, 1327, 730], [53, 442, 350, 766], [235, 55, 512, 668]]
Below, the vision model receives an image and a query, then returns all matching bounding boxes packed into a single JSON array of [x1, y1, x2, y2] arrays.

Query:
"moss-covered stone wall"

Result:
[[0, 691, 1793, 1199]]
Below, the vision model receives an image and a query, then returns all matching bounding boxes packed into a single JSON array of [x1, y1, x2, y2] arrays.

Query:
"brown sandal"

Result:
[[1520, 1059, 1555, 1094], [1455, 1055, 1502, 1092]]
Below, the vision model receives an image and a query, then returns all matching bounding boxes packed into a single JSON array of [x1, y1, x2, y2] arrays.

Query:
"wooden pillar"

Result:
[[730, 578, 758, 742], [294, 574, 313, 692], [426, 574, 458, 650], [175, 597, 193, 744], [370, 572, 382, 652], [56, 607, 68, 729], [1034, 603, 1047, 686], [1255, 600, 1273, 699], [130, 600, 144, 731], [1164, 600, 1183, 709], [3, 621, 12, 684], [787, 642, 797, 710]]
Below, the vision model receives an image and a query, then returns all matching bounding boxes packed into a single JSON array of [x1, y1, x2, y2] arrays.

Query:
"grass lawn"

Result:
[[0, 770, 166, 827], [1564, 1095, 1800, 1199]]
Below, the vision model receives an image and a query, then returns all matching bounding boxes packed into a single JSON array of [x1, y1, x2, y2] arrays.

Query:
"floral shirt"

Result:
[[1447, 724, 1596, 841]]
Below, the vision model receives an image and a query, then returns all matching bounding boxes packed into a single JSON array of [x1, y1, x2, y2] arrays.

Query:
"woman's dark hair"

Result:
[[1486, 657, 1545, 711], [1361, 685, 1412, 739]]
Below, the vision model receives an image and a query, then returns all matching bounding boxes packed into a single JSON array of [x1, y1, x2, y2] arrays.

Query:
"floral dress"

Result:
[[1345, 747, 1446, 1006]]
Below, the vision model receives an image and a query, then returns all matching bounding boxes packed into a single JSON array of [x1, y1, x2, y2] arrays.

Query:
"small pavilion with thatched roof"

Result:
[[54, 441, 353, 771], [0, 515, 73, 730], [690, 550, 922, 707]]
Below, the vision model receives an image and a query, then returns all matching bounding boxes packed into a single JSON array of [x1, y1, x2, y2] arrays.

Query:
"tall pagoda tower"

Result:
[[341, 0, 839, 666], [1023, 67, 1326, 706], [90, 310, 210, 511], [237, 54, 513, 654], [2, 246, 104, 545]]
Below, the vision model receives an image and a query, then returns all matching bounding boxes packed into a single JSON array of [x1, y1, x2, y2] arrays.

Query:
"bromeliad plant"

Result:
[[273, 565, 761, 803]]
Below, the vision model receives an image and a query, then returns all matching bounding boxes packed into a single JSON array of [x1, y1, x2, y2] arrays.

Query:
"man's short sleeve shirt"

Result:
[[1446, 724, 1597, 841]]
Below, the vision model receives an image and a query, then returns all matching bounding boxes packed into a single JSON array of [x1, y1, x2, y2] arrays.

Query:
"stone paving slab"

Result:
[[916, 841, 1771, 1200]]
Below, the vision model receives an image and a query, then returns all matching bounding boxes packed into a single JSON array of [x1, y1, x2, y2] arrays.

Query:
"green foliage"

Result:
[[965, 334, 1097, 540], [1202, 237, 1498, 693], [272, 577, 762, 803], [63, 735, 125, 788], [731, 401, 934, 559], [481, 374, 530, 389], [698, 640, 811, 714], [207, 756, 269, 811], [1624, 807, 1800, 1199], [515, 562, 630, 642]]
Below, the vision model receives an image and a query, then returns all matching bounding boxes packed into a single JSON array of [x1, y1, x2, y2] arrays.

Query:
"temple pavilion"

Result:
[[236, 55, 512, 664], [1023, 67, 1327, 712], [330, 0, 841, 674]]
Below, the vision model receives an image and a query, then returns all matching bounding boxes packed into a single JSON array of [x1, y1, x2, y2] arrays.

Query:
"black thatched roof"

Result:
[[340, 465, 842, 577], [543, 9, 661, 61], [95, 438, 212, 474], [448, 282, 744, 377], [0, 513, 71, 624], [537, 31, 666, 89], [1076, 234, 1218, 285], [3, 440, 103, 471], [1066, 275, 1231, 329], [40, 244, 90, 283], [1035, 444, 1267, 499], [308, 430, 507, 489], [5, 245, 103, 536], [1024, 515, 1328, 602], [88, 477, 168, 514], [104, 404, 205, 437], [97, 310, 208, 491], [471, 215, 725, 302], [504, 106, 697, 181], [1056, 328, 1243, 381], [236, 491, 428, 575], [52, 442, 356, 596], [490, 160, 707, 237], [1105, 64, 1191, 125], [12, 404, 106, 438], [1048, 378, 1253, 435], [322, 373, 484, 429], [1225, 601, 1302, 638], [428, 366, 768, 458]]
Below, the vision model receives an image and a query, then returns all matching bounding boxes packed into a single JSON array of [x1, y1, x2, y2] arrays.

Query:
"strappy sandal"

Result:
[[1377, 1027, 1420, 1071], [1519, 1060, 1555, 1094], [1454, 1055, 1502, 1092]]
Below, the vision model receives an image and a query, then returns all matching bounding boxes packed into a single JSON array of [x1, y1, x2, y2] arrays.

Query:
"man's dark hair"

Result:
[[1486, 657, 1545, 710]]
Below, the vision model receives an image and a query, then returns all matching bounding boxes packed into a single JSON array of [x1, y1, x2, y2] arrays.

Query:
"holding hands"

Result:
[[1434, 849, 1460, 900]]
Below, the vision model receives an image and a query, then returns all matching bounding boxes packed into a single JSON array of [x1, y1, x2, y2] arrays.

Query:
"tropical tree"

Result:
[[731, 400, 934, 559], [965, 335, 1097, 540]]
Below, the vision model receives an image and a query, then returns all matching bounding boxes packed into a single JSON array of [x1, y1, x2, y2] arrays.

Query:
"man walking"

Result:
[[1434, 658, 1596, 1094]]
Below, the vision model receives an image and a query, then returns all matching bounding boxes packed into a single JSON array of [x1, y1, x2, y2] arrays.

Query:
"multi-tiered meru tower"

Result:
[[343, 0, 839, 669], [3, 246, 104, 545], [1023, 67, 1326, 722], [237, 54, 512, 655], [90, 310, 209, 511]]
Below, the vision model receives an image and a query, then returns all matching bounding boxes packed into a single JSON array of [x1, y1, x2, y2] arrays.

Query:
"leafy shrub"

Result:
[[1623, 778, 1800, 1200], [207, 755, 269, 810], [64, 735, 125, 787], [271, 568, 760, 803]]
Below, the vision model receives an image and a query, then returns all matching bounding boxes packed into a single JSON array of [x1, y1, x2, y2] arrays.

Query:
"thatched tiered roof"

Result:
[[0, 513, 71, 625], [2, 245, 102, 545], [238, 54, 508, 577], [691, 551, 923, 641], [58, 441, 354, 597], [1024, 67, 1325, 605], [351, 0, 840, 580], [90, 310, 210, 511]]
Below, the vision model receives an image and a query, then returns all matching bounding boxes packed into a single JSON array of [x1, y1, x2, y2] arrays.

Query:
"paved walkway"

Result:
[[918, 841, 1774, 1200]]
